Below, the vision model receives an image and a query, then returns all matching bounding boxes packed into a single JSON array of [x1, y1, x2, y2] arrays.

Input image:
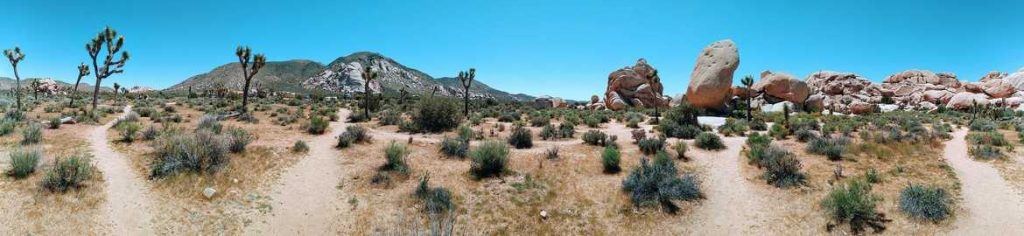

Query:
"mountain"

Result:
[[169, 52, 533, 101], [167, 59, 326, 93]]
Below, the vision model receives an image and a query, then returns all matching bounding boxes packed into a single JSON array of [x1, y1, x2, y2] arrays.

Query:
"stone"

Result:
[[946, 92, 990, 110], [980, 71, 1008, 82], [203, 187, 217, 199], [918, 101, 938, 111], [685, 40, 739, 110], [884, 70, 961, 88], [963, 83, 984, 93], [982, 79, 1015, 98], [849, 101, 875, 114], [922, 90, 954, 104], [805, 71, 872, 95], [590, 95, 600, 104], [1003, 70, 1024, 90], [540, 210, 548, 219], [605, 58, 667, 110], [1005, 97, 1024, 107], [753, 71, 810, 104], [732, 86, 756, 99], [804, 94, 825, 112], [879, 104, 900, 113], [762, 101, 795, 113]]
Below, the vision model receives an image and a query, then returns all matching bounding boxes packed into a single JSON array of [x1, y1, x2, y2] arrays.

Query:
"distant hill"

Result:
[[169, 52, 534, 101], [1, 77, 107, 92]]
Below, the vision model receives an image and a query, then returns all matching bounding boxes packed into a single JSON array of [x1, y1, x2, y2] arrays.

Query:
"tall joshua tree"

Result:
[[31, 79, 41, 100], [235, 46, 266, 113], [361, 66, 378, 119], [85, 27, 130, 111], [741, 75, 755, 121], [4, 47, 25, 110], [112, 82, 121, 99], [458, 68, 476, 117], [69, 63, 90, 106]]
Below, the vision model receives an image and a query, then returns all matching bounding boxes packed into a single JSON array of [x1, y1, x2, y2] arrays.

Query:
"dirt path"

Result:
[[688, 136, 776, 235], [944, 129, 1024, 234], [90, 105, 155, 234], [250, 109, 352, 235]]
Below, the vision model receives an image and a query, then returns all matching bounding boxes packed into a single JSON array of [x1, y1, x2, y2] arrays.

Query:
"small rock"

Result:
[[203, 187, 217, 199], [540, 210, 548, 219]]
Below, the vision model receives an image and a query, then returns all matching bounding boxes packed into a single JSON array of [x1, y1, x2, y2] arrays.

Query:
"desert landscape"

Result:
[[3, 1, 1024, 235]]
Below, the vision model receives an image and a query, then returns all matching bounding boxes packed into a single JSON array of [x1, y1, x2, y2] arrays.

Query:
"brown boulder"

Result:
[[982, 79, 1015, 98], [963, 83, 984, 93], [946, 92, 989, 110], [848, 101, 875, 114], [753, 71, 810, 104], [884, 70, 961, 88], [805, 71, 871, 95], [980, 71, 1008, 82], [685, 40, 739, 110], [922, 90, 954, 104], [732, 86, 756, 99], [605, 58, 667, 110]]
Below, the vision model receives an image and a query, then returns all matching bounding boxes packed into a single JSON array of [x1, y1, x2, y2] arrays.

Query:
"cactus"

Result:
[[85, 27, 130, 111], [361, 66, 378, 119], [3, 47, 25, 110], [69, 63, 90, 107], [741, 75, 755, 121], [235, 46, 266, 113], [458, 68, 476, 117]]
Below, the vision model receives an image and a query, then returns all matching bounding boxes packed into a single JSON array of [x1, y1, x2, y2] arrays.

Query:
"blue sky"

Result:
[[2, 0, 1021, 100]]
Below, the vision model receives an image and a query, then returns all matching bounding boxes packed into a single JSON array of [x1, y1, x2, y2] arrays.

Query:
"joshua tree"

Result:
[[85, 27, 130, 111], [121, 87, 129, 99], [112, 82, 120, 99], [741, 75, 755, 121], [69, 63, 90, 106], [649, 70, 661, 123], [430, 86, 440, 97], [458, 68, 476, 117], [235, 46, 266, 113], [361, 66, 378, 119], [4, 47, 25, 110], [31, 79, 41, 100], [398, 87, 408, 106], [783, 103, 791, 131]]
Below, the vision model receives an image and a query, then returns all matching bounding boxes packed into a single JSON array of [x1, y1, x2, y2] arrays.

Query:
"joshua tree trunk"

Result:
[[13, 66, 21, 110], [70, 75, 82, 107]]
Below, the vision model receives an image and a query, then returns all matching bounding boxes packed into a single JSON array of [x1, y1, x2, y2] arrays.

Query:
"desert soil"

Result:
[[89, 105, 156, 234]]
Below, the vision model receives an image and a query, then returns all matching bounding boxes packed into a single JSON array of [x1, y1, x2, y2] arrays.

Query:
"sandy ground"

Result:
[[248, 109, 353, 235], [686, 136, 779, 234], [944, 129, 1024, 234], [90, 105, 156, 234]]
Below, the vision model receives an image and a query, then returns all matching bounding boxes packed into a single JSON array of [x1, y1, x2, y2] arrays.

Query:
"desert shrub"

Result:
[[336, 133, 354, 149], [507, 125, 533, 149], [379, 110, 402, 126], [864, 168, 882, 184], [794, 129, 818, 143], [197, 115, 223, 133], [602, 145, 621, 173], [6, 149, 40, 179], [381, 142, 410, 174], [347, 112, 370, 123], [899, 184, 952, 222], [660, 123, 702, 139], [789, 117, 820, 131], [749, 119, 768, 131], [142, 125, 159, 141], [307, 116, 329, 134], [457, 124, 474, 141], [674, 141, 688, 160], [345, 125, 371, 143], [415, 176, 454, 214], [150, 131, 229, 178], [291, 140, 309, 153], [622, 152, 703, 213], [227, 127, 254, 153], [116, 121, 142, 143], [637, 137, 666, 155], [808, 136, 849, 161], [968, 119, 997, 132], [821, 179, 889, 234], [584, 115, 600, 128], [440, 136, 469, 158], [414, 98, 461, 133], [582, 130, 607, 146], [759, 146, 807, 188], [768, 123, 788, 140], [41, 155, 94, 193], [539, 124, 557, 140], [498, 112, 520, 122], [21, 123, 42, 145], [694, 132, 725, 150], [968, 144, 1004, 160], [557, 122, 575, 138], [530, 115, 550, 127], [0, 119, 14, 136], [469, 141, 509, 179], [48, 117, 61, 129], [545, 146, 559, 159], [966, 131, 1008, 146], [717, 118, 748, 136], [746, 132, 772, 148]]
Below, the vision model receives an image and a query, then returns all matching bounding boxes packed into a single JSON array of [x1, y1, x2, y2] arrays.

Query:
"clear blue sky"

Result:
[[2, 0, 1021, 100]]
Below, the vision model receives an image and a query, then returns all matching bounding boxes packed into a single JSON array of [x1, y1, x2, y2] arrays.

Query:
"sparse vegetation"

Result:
[[6, 149, 40, 179], [622, 152, 703, 213], [150, 131, 229, 178], [381, 142, 410, 174], [470, 141, 509, 179], [821, 179, 890, 234], [507, 124, 533, 149], [41, 155, 94, 193], [602, 145, 621, 174], [694, 132, 724, 150], [21, 123, 42, 145], [899, 184, 952, 222]]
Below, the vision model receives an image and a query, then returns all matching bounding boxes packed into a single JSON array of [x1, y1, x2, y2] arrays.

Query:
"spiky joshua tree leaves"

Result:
[[4, 47, 25, 110], [741, 75, 755, 121], [69, 63, 90, 107], [235, 46, 266, 113], [458, 68, 476, 117], [361, 66, 379, 119], [85, 26, 130, 111]]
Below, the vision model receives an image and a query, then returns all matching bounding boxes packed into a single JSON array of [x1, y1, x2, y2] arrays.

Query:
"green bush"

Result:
[[899, 184, 952, 222], [966, 131, 1008, 146], [21, 123, 42, 145], [968, 119, 997, 132], [821, 179, 889, 234], [413, 98, 461, 133], [41, 155, 94, 193], [345, 125, 371, 143], [530, 115, 550, 127], [749, 119, 768, 131], [498, 112, 520, 122], [674, 141, 688, 160], [602, 145, 621, 174], [759, 146, 807, 188], [6, 149, 40, 179], [227, 127, 254, 153], [291, 140, 309, 153], [197, 115, 223, 133], [637, 137, 666, 155], [769, 123, 788, 140], [414, 175, 454, 214], [808, 136, 849, 161], [507, 125, 533, 149], [142, 125, 160, 141], [794, 129, 818, 143], [440, 136, 469, 158], [381, 142, 410, 174], [622, 152, 703, 213], [470, 141, 509, 179], [968, 144, 1004, 160], [457, 124, 474, 141], [717, 118, 748, 136], [660, 123, 702, 139], [48, 117, 61, 129], [582, 130, 607, 146], [307, 116, 329, 134], [116, 121, 142, 143], [0, 119, 14, 136], [378, 110, 402, 126], [150, 131, 229, 178], [694, 132, 725, 150]]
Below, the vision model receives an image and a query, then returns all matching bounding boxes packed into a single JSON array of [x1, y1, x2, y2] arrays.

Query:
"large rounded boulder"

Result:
[[604, 58, 667, 110], [947, 92, 990, 110], [685, 39, 739, 110], [752, 71, 810, 104]]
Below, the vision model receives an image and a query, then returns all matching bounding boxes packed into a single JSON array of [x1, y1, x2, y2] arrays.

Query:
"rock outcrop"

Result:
[[752, 71, 810, 104], [534, 96, 567, 109], [604, 58, 669, 110], [685, 40, 739, 110]]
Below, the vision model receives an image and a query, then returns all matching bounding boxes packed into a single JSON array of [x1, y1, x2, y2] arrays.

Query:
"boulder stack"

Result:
[[604, 58, 669, 110]]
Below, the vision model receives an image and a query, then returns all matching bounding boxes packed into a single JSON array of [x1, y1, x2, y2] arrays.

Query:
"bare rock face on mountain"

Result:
[[947, 92, 990, 109], [803, 71, 881, 114], [685, 40, 739, 110], [753, 71, 809, 104], [883, 70, 961, 88], [604, 58, 668, 110]]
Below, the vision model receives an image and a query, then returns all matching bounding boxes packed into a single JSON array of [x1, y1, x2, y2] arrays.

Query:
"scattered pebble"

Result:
[[203, 187, 217, 199]]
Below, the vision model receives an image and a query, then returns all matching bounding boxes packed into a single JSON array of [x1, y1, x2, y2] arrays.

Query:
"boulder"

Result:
[[879, 104, 900, 113], [982, 79, 1015, 98], [732, 86, 756, 99], [804, 94, 825, 112], [980, 71, 1008, 82], [753, 71, 810, 104], [963, 83, 984, 93], [922, 90, 955, 104], [848, 101, 875, 114], [884, 70, 961, 88], [1005, 97, 1024, 107], [762, 101, 795, 113], [805, 71, 872, 95], [203, 187, 217, 199], [685, 40, 739, 110], [946, 92, 990, 110], [604, 58, 667, 110], [918, 101, 938, 111], [533, 96, 555, 109], [1001, 70, 1024, 90]]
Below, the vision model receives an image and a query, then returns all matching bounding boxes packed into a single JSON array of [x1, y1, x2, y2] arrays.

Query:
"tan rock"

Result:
[[685, 40, 739, 110], [946, 92, 990, 110], [982, 79, 1015, 98], [605, 59, 667, 110], [849, 101, 875, 114], [753, 71, 810, 104]]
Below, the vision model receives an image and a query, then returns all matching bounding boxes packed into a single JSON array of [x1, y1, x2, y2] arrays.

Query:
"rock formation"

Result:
[[604, 58, 669, 110], [752, 71, 810, 104], [685, 40, 739, 110]]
